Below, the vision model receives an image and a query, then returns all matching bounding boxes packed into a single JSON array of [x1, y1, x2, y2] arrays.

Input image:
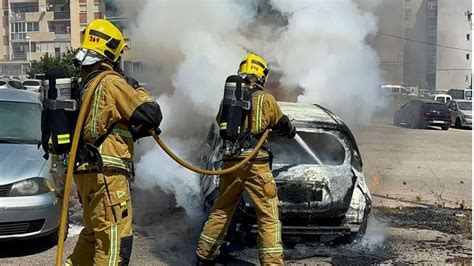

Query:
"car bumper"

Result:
[[425, 119, 450, 126], [463, 118, 472, 127], [0, 192, 60, 240]]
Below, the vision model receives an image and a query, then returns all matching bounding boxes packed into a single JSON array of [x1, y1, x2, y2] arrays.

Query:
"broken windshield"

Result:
[[270, 131, 346, 166]]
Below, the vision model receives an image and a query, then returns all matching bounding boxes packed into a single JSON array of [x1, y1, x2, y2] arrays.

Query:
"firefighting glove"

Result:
[[129, 101, 163, 141], [125, 76, 140, 89]]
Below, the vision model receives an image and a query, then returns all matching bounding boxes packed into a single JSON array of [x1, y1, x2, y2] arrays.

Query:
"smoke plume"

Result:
[[117, 0, 383, 224]]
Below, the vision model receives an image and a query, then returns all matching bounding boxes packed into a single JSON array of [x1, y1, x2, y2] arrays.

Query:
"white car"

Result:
[[23, 79, 43, 94], [447, 100, 472, 128], [198, 102, 371, 243], [434, 94, 452, 104], [0, 79, 24, 90]]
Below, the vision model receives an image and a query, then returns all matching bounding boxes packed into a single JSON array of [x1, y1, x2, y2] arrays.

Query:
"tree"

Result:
[[28, 48, 78, 78]]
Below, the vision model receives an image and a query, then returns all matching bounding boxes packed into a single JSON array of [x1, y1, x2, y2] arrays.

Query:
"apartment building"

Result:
[[372, 0, 423, 85], [0, 0, 105, 76], [404, 0, 472, 92]]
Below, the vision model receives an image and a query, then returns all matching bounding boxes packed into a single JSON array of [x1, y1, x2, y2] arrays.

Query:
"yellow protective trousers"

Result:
[[196, 161, 283, 265], [66, 171, 133, 266]]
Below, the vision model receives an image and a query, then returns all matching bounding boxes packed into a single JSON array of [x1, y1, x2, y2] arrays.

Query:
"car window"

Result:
[[23, 80, 40, 86], [270, 131, 346, 166], [8, 80, 23, 89], [435, 97, 445, 103], [458, 102, 472, 111], [0, 81, 6, 86], [0, 101, 41, 143], [449, 102, 456, 109], [424, 102, 449, 111]]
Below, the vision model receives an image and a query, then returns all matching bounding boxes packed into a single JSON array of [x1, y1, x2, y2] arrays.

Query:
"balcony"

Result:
[[10, 32, 26, 40], [10, 12, 26, 21], [54, 11, 70, 20], [54, 33, 71, 40]]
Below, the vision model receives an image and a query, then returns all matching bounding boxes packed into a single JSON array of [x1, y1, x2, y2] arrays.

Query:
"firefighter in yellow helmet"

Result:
[[196, 54, 296, 265], [66, 19, 162, 265]]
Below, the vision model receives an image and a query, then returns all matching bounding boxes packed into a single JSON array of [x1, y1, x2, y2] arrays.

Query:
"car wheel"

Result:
[[455, 118, 462, 128], [441, 125, 450, 130]]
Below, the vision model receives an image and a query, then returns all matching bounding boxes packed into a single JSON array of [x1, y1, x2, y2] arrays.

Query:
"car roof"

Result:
[[434, 94, 451, 97], [278, 102, 339, 124], [24, 79, 42, 82], [0, 89, 40, 104]]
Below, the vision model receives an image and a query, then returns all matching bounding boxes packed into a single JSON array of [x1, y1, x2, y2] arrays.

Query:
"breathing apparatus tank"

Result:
[[219, 75, 253, 156], [41, 69, 79, 158]]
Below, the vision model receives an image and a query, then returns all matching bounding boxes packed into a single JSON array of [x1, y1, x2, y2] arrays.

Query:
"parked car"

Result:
[[447, 100, 472, 128], [0, 80, 14, 89], [23, 79, 43, 94], [3, 79, 26, 90], [394, 99, 451, 130], [0, 89, 61, 243], [434, 94, 452, 104], [198, 102, 371, 243]]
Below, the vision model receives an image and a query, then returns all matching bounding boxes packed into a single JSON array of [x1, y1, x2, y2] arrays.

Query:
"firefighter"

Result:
[[196, 54, 296, 265], [66, 19, 162, 265]]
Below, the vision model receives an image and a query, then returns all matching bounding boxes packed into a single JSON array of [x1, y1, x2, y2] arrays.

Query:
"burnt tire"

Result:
[[455, 118, 462, 128]]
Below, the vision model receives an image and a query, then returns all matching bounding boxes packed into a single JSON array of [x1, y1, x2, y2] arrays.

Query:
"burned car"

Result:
[[199, 102, 371, 242]]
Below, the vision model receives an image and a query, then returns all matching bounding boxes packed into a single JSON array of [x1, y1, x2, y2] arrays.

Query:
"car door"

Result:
[[397, 102, 409, 123], [402, 101, 415, 123]]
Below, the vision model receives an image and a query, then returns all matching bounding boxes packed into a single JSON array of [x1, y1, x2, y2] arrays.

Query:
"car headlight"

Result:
[[464, 115, 472, 119], [9, 177, 54, 197]]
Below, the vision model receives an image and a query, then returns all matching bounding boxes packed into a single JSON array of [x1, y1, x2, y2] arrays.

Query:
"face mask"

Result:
[[73, 48, 105, 67]]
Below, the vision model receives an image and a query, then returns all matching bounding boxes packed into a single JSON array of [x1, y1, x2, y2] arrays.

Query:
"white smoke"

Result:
[[270, 0, 382, 124], [359, 216, 388, 250], [120, 0, 383, 218]]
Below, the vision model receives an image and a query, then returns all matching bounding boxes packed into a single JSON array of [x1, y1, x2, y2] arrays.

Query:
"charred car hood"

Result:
[[272, 164, 354, 216], [0, 144, 46, 185]]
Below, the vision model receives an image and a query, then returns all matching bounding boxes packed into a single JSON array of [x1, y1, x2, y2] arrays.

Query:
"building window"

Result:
[[404, 9, 412, 21], [94, 12, 102, 19], [80, 13, 88, 23], [80, 5, 87, 13], [467, 54, 470, 60], [94, 4, 100, 12], [467, 33, 470, 41], [26, 22, 39, 32]]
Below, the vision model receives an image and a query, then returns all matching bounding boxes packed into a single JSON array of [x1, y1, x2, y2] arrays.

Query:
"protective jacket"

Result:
[[79, 63, 162, 172], [217, 90, 295, 159]]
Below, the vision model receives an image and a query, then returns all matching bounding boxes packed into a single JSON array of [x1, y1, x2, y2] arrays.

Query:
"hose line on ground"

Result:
[[55, 71, 269, 265]]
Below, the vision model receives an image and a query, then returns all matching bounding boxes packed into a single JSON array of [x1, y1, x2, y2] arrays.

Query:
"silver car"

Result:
[[447, 100, 472, 128], [0, 89, 61, 242], [199, 102, 371, 243]]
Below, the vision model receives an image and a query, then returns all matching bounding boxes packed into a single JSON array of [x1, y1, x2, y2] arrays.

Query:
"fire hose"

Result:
[[55, 71, 269, 265]]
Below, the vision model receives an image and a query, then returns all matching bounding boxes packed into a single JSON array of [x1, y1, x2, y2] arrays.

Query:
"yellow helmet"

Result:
[[80, 19, 127, 63], [238, 53, 269, 85]]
